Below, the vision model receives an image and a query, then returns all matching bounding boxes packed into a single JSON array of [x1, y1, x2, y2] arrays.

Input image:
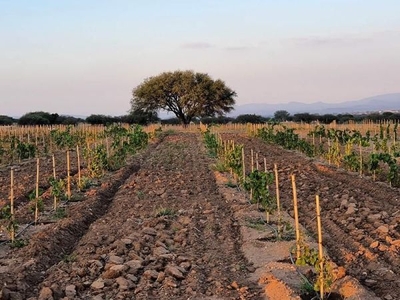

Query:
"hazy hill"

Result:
[[230, 93, 400, 117]]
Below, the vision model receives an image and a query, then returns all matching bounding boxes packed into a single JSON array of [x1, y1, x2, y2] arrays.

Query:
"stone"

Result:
[[121, 239, 132, 245], [377, 225, 389, 233], [65, 285, 76, 298], [368, 214, 381, 221], [91, 279, 105, 290], [116, 277, 130, 291], [370, 241, 379, 249], [38, 287, 53, 300], [108, 255, 124, 265], [156, 272, 166, 283], [142, 227, 157, 236], [340, 199, 348, 209], [143, 269, 159, 280], [345, 205, 356, 215], [103, 264, 127, 279], [165, 265, 185, 280], [153, 246, 169, 256], [125, 260, 142, 275]]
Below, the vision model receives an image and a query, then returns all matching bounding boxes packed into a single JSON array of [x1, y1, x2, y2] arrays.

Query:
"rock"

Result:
[[38, 287, 53, 300], [340, 199, 348, 209], [91, 279, 105, 290], [125, 260, 142, 275], [345, 205, 356, 215], [103, 264, 127, 279], [391, 239, 400, 246], [368, 214, 381, 221], [121, 238, 133, 245], [142, 227, 157, 236], [370, 241, 380, 249], [384, 294, 394, 300], [165, 265, 185, 280], [377, 225, 389, 233], [116, 277, 130, 291], [143, 269, 159, 280], [156, 272, 166, 283], [108, 255, 124, 265], [65, 285, 76, 298], [364, 279, 377, 286], [50, 283, 63, 299], [153, 246, 169, 256]]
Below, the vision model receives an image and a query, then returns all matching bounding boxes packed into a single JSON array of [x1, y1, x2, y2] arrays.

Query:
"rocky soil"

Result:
[[0, 130, 397, 299]]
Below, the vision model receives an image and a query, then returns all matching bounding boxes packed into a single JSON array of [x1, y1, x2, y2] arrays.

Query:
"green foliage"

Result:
[[10, 239, 28, 248], [257, 125, 315, 157], [54, 207, 67, 219], [49, 177, 66, 200], [273, 110, 290, 122], [16, 140, 36, 160], [243, 170, 275, 212], [131, 70, 236, 124], [203, 128, 220, 157], [369, 153, 399, 186], [50, 126, 78, 149], [234, 114, 267, 124], [0, 115, 15, 125], [18, 111, 59, 125], [295, 236, 334, 294], [155, 207, 176, 217]]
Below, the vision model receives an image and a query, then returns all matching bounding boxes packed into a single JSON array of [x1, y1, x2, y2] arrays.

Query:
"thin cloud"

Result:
[[224, 46, 251, 51], [181, 42, 214, 49], [289, 35, 371, 47]]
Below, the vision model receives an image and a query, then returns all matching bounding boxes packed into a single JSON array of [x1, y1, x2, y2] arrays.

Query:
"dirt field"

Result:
[[0, 131, 398, 299]]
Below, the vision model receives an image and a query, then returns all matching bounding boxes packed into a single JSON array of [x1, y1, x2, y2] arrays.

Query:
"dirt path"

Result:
[[224, 133, 400, 300]]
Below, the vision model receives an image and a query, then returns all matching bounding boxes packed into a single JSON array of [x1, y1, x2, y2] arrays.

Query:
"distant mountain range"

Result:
[[229, 93, 400, 117]]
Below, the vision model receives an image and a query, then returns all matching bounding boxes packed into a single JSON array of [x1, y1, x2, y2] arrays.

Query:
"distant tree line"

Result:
[[1, 110, 400, 126]]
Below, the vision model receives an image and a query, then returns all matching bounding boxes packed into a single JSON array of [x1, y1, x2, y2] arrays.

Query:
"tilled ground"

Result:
[[0, 132, 261, 300], [224, 133, 400, 300]]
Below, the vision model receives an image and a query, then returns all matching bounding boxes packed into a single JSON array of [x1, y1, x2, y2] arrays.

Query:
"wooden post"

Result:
[[52, 154, 57, 209], [10, 168, 15, 242], [291, 174, 300, 259], [77, 145, 81, 190], [255, 152, 259, 170], [264, 157, 267, 173], [359, 140, 363, 176], [241, 147, 246, 181], [67, 150, 71, 200], [250, 149, 254, 172], [316, 195, 324, 299], [35, 158, 40, 224], [274, 164, 282, 238]]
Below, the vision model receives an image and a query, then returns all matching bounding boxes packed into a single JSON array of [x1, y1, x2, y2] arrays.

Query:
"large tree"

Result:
[[131, 70, 236, 124]]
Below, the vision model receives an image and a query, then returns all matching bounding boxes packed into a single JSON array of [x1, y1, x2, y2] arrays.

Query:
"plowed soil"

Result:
[[0, 131, 397, 300], [223, 133, 400, 300]]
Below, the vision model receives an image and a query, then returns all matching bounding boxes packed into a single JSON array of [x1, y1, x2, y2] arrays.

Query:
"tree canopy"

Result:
[[274, 110, 290, 121], [131, 70, 236, 124]]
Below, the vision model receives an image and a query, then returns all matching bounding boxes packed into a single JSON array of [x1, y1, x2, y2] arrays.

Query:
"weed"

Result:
[[62, 253, 77, 263], [10, 239, 28, 248], [155, 207, 176, 217], [54, 207, 67, 219]]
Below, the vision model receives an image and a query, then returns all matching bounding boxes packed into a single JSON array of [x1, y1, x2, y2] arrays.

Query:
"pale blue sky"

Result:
[[1, 0, 399, 116]]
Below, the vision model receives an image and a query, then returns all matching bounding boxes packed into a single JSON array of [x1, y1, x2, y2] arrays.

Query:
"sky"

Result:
[[1, 0, 400, 117]]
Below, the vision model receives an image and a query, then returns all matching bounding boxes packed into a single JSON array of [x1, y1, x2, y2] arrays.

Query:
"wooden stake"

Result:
[[35, 158, 40, 224], [52, 154, 57, 209], [10, 168, 15, 242], [291, 174, 300, 259], [264, 157, 267, 173], [316, 195, 324, 299], [77, 145, 81, 190], [67, 150, 71, 200], [255, 152, 259, 170], [242, 147, 246, 181], [274, 164, 281, 239], [251, 149, 254, 172]]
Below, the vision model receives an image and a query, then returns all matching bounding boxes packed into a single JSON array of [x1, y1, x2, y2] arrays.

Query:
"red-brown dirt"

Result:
[[0, 131, 396, 299]]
